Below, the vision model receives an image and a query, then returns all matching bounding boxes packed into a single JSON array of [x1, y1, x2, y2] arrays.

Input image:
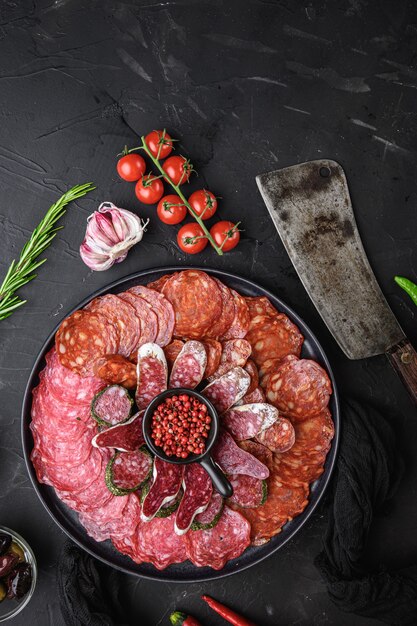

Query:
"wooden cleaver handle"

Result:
[[387, 338, 417, 405]]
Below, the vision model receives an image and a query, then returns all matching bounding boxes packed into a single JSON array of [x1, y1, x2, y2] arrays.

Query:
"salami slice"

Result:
[[32, 446, 105, 492], [164, 339, 185, 371], [227, 474, 267, 508], [245, 296, 280, 319], [55, 310, 119, 376], [169, 341, 207, 389], [105, 449, 152, 495], [30, 421, 94, 468], [213, 430, 269, 479], [238, 386, 266, 405], [128, 285, 174, 347], [94, 355, 137, 389], [85, 294, 140, 357], [265, 357, 332, 419], [146, 272, 178, 293], [135, 343, 168, 410], [141, 458, 184, 521], [246, 314, 304, 367], [191, 491, 224, 530], [256, 418, 295, 453], [222, 289, 250, 340], [92, 412, 144, 452], [242, 359, 258, 395], [174, 464, 213, 535], [135, 515, 187, 569], [43, 348, 104, 404], [161, 270, 223, 339], [202, 339, 222, 378], [209, 339, 252, 380], [91, 385, 133, 426], [222, 403, 279, 440], [78, 492, 133, 541], [117, 291, 158, 352], [185, 506, 251, 570], [206, 278, 236, 340], [202, 367, 251, 413]]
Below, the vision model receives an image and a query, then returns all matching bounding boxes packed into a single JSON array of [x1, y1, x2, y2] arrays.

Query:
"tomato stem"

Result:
[[138, 136, 224, 256]]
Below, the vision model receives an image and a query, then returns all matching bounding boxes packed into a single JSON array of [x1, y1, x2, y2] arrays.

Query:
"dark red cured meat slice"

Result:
[[192, 491, 224, 527], [175, 464, 213, 534], [213, 430, 269, 479], [135, 343, 168, 410], [246, 314, 304, 368], [202, 339, 222, 378], [238, 386, 266, 405], [141, 457, 184, 521], [206, 278, 236, 340], [92, 385, 133, 426], [243, 359, 258, 395], [146, 272, 178, 293], [135, 515, 187, 569], [128, 285, 174, 347], [92, 412, 144, 452], [110, 450, 152, 491], [227, 474, 266, 508], [209, 339, 252, 380], [85, 294, 140, 358], [256, 418, 295, 453], [43, 349, 104, 404], [117, 291, 158, 353], [202, 367, 251, 414], [169, 341, 207, 389], [164, 339, 185, 371], [185, 506, 250, 570], [222, 289, 250, 340], [55, 310, 119, 376], [265, 357, 332, 419], [245, 296, 279, 319], [161, 270, 223, 339], [222, 403, 279, 440], [94, 355, 136, 389]]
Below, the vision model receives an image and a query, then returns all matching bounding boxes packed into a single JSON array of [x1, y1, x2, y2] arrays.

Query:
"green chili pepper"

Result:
[[394, 276, 417, 306]]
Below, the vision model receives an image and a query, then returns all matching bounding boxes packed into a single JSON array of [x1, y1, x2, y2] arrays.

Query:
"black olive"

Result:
[[0, 534, 12, 556], [0, 554, 18, 578], [6, 563, 32, 600]]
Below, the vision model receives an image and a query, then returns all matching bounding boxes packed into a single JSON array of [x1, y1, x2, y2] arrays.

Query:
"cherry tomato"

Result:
[[188, 189, 218, 220], [163, 156, 193, 185], [177, 223, 208, 254], [210, 220, 241, 252], [145, 130, 174, 159], [135, 174, 164, 204], [157, 194, 187, 225], [117, 153, 146, 182]]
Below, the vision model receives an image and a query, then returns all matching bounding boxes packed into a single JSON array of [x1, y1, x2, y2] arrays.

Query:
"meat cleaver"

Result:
[[256, 159, 417, 404]]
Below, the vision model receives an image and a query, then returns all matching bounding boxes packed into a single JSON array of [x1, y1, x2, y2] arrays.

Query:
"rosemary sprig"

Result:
[[0, 182, 95, 321]]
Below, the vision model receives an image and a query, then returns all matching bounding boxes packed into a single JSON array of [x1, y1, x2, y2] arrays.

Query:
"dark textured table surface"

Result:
[[1, 1, 417, 624]]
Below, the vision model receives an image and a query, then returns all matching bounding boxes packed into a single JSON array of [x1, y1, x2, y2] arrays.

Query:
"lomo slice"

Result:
[[92, 412, 144, 452], [169, 340, 207, 389], [174, 464, 213, 535], [141, 458, 184, 521], [135, 343, 168, 410]]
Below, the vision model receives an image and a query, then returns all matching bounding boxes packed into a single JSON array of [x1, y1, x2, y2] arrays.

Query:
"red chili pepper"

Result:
[[170, 610, 203, 626], [201, 595, 258, 626]]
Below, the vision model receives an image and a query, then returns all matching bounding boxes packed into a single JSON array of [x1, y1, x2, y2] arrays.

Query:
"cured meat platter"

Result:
[[21, 267, 339, 582]]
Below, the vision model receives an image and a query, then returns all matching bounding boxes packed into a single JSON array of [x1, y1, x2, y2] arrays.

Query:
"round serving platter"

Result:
[[21, 266, 340, 582]]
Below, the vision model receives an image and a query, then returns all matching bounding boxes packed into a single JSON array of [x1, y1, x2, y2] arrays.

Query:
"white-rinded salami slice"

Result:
[[213, 430, 269, 479], [92, 412, 144, 452], [208, 339, 252, 380], [169, 341, 207, 389], [174, 464, 213, 535], [135, 343, 168, 410], [222, 403, 279, 440], [255, 417, 295, 453], [141, 458, 184, 521], [201, 367, 251, 413]]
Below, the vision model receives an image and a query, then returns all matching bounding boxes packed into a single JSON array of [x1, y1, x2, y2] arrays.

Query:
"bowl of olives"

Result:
[[0, 527, 36, 621]]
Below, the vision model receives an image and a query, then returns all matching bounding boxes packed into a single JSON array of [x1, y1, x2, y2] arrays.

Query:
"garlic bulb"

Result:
[[80, 202, 148, 271]]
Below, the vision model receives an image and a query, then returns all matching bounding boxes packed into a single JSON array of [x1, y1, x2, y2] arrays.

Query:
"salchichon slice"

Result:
[[221, 403, 279, 441], [191, 491, 224, 530], [227, 474, 267, 508], [213, 430, 270, 479], [135, 343, 168, 410], [91, 385, 133, 426], [105, 449, 152, 496], [201, 367, 251, 414], [141, 457, 184, 521], [169, 340, 207, 389], [174, 464, 213, 535], [92, 412, 144, 452]]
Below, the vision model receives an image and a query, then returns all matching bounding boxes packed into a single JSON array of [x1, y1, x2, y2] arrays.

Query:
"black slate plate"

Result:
[[21, 266, 340, 582]]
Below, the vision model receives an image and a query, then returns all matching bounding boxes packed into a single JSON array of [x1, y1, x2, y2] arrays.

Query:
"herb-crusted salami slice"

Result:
[[227, 475, 267, 508], [213, 430, 269, 479], [93, 355, 137, 389], [222, 403, 279, 440], [85, 294, 140, 358], [256, 418, 295, 453], [135, 343, 168, 410], [91, 385, 133, 426], [169, 340, 207, 389], [202, 339, 222, 378], [191, 491, 224, 530], [92, 412, 144, 452], [141, 457, 184, 521], [209, 339, 252, 380], [128, 285, 174, 347], [175, 464, 213, 535], [202, 367, 250, 413], [222, 289, 250, 340], [105, 449, 152, 495]]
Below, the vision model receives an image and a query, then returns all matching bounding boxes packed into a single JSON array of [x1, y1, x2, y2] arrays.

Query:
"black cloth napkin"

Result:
[[315, 398, 417, 625]]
